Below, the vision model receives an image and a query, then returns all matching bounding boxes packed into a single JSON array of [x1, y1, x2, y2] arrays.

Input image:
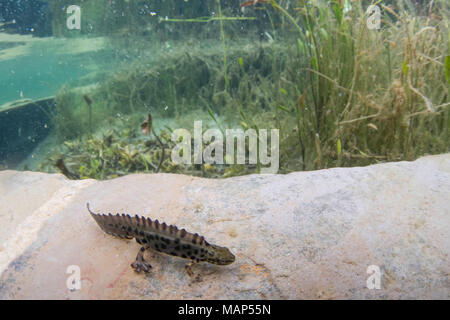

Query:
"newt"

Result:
[[87, 203, 235, 277]]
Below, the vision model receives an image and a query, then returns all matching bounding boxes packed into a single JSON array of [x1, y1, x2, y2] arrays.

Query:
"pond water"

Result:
[[0, 36, 115, 106], [0, 0, 448, 177]]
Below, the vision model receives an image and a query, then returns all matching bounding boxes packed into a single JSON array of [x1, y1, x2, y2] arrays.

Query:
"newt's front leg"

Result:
[[185, 261, 202, 282], [131, 246, 152, 273]]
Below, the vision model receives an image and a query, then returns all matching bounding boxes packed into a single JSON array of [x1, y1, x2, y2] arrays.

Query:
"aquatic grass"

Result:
[[217, 0, 229, 93], [161, 3, 258, 94], [46, 0, 449, 178], [265, 0, 450, 169]]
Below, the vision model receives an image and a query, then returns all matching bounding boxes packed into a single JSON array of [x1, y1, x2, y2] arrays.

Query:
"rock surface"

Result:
[[0, 154, 449, 299]]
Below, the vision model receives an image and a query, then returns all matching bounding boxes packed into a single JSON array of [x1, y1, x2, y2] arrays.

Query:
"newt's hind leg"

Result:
[[131, 246, 152, 273]]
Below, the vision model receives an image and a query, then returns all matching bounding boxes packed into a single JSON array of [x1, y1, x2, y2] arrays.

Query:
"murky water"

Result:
[[0, 0, 448, 176], [0, 37, 116, 106]]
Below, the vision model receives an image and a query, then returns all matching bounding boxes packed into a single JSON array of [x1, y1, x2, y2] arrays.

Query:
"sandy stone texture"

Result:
[[0, 154, 449, 299]]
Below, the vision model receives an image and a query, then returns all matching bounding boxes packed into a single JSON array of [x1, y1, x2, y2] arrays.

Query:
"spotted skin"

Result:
[[87, 203, 235, 275]]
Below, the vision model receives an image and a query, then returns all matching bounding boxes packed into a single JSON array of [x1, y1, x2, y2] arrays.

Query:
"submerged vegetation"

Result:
[[38, 0, 449, 179]]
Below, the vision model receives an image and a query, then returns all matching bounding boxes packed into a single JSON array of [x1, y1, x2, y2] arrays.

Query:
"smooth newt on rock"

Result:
[[87, 203, 235, 277]]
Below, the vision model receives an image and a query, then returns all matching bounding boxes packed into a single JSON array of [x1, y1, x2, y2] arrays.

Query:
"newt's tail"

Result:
[[87, 203, 135, 239]]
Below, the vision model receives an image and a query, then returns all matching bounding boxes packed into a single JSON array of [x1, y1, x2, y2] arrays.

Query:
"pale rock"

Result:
[[0, 154, 449, 299]]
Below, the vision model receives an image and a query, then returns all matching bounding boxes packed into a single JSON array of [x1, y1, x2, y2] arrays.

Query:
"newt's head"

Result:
[[207, 245, 235, 265]]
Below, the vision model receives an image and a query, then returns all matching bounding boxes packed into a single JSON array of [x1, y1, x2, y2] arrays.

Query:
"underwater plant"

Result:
[[37, 0, 448, 179]]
